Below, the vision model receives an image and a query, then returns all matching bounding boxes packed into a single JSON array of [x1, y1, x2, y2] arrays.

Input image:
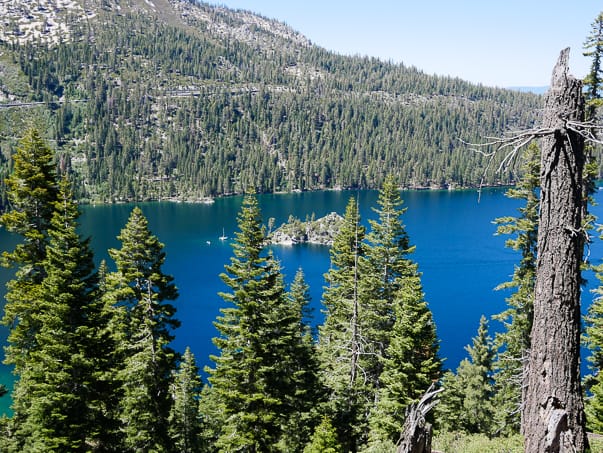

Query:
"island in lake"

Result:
[[269, 212, 344, 246]]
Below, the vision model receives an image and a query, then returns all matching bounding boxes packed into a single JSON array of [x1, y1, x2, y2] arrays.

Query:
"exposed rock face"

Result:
[[0, 0, 90, 45], [0, 0, 310, 50], [269, 212, 343, 246]]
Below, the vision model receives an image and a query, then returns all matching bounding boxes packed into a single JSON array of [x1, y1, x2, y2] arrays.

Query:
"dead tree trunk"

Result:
[[396, 384, 442, 453], [523, 48, 588, 452]]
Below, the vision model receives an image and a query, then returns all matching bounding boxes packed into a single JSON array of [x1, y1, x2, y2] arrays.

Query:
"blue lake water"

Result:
[[1, 187, 603, 416]]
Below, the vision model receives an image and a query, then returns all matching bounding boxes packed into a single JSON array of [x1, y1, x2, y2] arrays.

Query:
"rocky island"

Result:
[[269, 212, 344, 246]]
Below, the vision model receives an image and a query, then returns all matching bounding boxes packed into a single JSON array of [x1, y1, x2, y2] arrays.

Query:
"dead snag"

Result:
[[396, 384, 443, 453], [523, 48, 589, 453]]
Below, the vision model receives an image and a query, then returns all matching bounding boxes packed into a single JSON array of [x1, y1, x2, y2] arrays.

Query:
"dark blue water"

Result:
[[1, 187, 602, 416]]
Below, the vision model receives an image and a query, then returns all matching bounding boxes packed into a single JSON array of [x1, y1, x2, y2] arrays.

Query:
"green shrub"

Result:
[[432, 432, 523, 453]]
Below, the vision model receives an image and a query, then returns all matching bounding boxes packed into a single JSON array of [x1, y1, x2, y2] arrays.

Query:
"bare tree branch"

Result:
[[462, 117, 602, 201]]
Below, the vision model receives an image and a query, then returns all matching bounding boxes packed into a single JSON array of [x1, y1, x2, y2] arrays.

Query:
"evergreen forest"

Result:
[[3, 1, 603, 452], [0, 0, 544, 207]]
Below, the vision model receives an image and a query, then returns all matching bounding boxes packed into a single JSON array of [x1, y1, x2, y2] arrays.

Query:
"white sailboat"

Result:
[[219, 228, 228, 241]]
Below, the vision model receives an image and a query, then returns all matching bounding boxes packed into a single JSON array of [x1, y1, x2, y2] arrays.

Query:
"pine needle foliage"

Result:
[[0, 128, 59, 373], [107, 207, 180, 452], [9, 177, 103, 451], [205, 194, 319, 452]]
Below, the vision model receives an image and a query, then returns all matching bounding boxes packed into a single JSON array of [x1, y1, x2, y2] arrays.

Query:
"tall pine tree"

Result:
[[358, 176, 441, 445], [368, 265, 441, 445], [107, 207, 180, 452], [8, 177, 105, 451], [582, 13, 603, 432], [361, 175, 415, 390], [205, 194, 317, 451], [169, 347, 203, 452], [279, 268, 322, 452], [436, 315, 495, 435], [1, 128, 59, 373], [317, 196, 368, 451]]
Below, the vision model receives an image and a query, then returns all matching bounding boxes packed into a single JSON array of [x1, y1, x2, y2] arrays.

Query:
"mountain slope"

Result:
[[0, 0, 542, 204]]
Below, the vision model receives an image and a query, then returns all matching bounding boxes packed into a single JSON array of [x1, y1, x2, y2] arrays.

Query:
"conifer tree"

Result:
[[205, 194, 316, 451], [491, 141, 539, 434], [94, 259, 125, 450], [289, 267, 314, 333], [169, 347, 203, 452], [361, 175, 415, 387], [363, 175, 413, 304], [368, 268, 441, 445], [0, 128, 58, 373], [9, 177, 102, 451], [317, 196, 368, 450], [436, 316, 495, 435], [583, 12, 603, 119], [107, 207, 180, 452], [280, 268, 323, 451], [356, 176, 441, 445], [582, 16, 603, 432], [303, 416, 343, 453], [584, 261, 603, 433]]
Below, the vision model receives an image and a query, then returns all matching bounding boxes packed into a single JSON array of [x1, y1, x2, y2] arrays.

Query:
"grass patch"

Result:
[[589, 435, 603, 452], [431, 432, 603, 452], [432, 432, 523, 453]]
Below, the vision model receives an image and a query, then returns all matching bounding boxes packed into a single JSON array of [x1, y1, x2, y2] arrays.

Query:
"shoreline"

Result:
[[81, 183, 514, 206]]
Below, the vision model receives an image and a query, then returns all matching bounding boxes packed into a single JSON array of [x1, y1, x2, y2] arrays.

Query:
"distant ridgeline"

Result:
[[0, 0, 546, 207], [269, 212, 344, 246]]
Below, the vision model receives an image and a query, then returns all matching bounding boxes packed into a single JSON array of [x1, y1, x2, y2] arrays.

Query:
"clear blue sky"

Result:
[[210, 1, 602, 88]]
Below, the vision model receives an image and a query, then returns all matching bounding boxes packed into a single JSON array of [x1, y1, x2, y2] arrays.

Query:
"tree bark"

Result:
[[523, 48, 588, 452], [396, 384, 442, 453]]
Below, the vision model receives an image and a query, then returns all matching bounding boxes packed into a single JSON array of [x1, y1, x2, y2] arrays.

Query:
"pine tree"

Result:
[[582, 15, 603, 433], [583, 12, 603, 119], [107, 207, 180, 452], [584, 261, 603, 433], [94, 259, 125, 451], [358, 177, 441, 445], [169, 347, 203, 452], [436, 316, 495, 435], [361, 175, 415, 388], [205, 194, 316, 451], [0, 128, 59, 373], [303, 416, 343, 453], [279, 268, 323, 452], [317, 196, 368, 451], [491, 141, 539, 434], [9, 177, 103, 451], [363, 175, 413, 305], [368, 268, 441, 444]]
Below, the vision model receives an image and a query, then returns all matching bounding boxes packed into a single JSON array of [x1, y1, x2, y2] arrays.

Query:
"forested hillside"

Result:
[[0, 0, 542, 204]]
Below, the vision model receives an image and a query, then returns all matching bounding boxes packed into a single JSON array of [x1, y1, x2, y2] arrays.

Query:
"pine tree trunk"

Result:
[[523, 48, 588, 452]]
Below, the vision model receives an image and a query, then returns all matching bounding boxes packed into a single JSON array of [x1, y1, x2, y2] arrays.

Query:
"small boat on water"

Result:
[[219, 228, 228, 241]]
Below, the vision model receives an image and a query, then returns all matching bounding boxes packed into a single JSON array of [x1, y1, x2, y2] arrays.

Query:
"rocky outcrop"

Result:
[[269, 212, 343, 246]]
